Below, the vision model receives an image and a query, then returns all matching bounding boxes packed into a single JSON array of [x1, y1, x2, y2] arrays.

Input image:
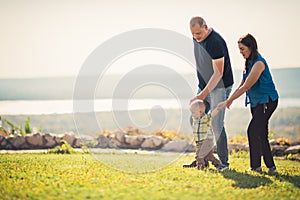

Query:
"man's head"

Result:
[[190, 99, 206, 119], [190, 16, 210, 42]]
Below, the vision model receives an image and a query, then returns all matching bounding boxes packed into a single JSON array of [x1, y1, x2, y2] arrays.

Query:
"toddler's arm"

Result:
[[210, 106, 221, 118]]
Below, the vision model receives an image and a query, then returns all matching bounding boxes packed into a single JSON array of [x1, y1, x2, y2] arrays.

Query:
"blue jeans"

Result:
[[198, 86, 232, 166]]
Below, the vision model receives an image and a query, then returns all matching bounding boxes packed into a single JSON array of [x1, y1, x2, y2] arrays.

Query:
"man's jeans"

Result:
[[198, 86, 232, 166]]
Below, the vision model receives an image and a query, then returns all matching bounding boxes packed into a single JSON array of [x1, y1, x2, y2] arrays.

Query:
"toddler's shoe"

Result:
[[183, 160, 209, 168], [183, 160, 197, 168]]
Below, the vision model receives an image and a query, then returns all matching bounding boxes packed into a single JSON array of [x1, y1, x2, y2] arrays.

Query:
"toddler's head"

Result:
[[190, 99, 206, 119]]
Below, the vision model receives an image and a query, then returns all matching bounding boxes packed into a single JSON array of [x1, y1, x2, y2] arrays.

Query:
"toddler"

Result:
[[188, 99, 228, 171]]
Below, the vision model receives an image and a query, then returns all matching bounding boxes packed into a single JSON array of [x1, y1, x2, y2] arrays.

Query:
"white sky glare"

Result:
[[0, 0, 299, 78]]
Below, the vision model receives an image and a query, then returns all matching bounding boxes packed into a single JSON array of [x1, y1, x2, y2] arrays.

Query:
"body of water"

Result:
[[1, 98, 299, 115]]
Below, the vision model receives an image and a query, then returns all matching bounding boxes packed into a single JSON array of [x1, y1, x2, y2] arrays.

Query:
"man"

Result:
[[185, 16, 234, 168]]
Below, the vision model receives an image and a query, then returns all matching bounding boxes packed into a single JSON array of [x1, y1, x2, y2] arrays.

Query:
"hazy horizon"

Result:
[[0, 0, 299, 79], [0, 67, 298, 79]]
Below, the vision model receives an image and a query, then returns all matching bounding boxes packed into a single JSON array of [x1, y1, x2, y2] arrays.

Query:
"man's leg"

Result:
[[209, 87, 232, 166]]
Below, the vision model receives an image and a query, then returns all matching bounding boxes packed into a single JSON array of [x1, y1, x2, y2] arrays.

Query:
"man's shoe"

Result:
[[183, 160, 197, 168], [215, 164, 228, 171]]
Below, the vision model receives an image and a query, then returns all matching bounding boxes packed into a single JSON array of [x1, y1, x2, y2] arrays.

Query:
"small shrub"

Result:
[[154, 130, 177, 139], [286, 153, 300, 161], [25, 117, 32, 134], [48, 140, 74, 154], [229, 134, 248, 144], [81, 145, 89, 153], [276, 137, 291, 146]]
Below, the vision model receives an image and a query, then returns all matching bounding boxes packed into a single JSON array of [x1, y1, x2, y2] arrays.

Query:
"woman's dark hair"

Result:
[[238, 34, 259, 71]]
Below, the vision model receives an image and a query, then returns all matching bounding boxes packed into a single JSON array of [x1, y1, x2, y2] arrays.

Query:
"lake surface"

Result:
[[1, 68, 299, 115], [1, 98, 299, 115]]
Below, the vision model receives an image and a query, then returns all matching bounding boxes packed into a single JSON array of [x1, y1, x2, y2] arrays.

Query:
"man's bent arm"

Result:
[[196, 57, 224, 100]]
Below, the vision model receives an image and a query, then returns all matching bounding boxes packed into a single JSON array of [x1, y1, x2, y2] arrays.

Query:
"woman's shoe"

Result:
[[249, 166, 262, 173], [268, 166, 278, 174]]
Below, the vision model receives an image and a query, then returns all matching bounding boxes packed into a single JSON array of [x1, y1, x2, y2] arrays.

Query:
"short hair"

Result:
[[190, 99, 206, 110], [190, 16, 206, 28]]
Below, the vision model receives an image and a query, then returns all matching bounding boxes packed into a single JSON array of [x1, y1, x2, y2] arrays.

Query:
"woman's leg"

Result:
[[248, 99, 278, 169], [248, 105, 263, 169], [261, 99, 278, 168]]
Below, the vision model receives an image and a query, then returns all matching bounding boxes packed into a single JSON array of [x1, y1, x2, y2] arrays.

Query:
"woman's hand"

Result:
[[226, 99, 233, 109], [217, 99, 233, 110]]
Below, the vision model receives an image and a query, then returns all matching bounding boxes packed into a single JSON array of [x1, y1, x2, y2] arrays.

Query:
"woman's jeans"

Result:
[[199, 86, 232, 166], [248, 98, 278, 169]]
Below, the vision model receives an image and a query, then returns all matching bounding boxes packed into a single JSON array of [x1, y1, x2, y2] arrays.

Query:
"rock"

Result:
[[125, 127, 143, 135], [5, 142, 14, 150], [26, 133, 44, 148], [271, 145, 288, 156], [228, 143, 249, 153], [109, 131, 127, 148], [114, 131, 125, 143], [96, 135, 111, 148], [0, 135, 8, 149], [285, 145, 300, 154], [160, 140, 190, 152], [125, 135, 145, 148], [141, 136, 164, 150], [0, 135, 4, 143], [8, 136, 26, 149], [54, 136, 61, 145], [44, 133, 56, 148], [109, 138, 122, 148], [269, 139, 279, 146], [62, 134, 76, 146], [185, 144, 196, 152], [107, 140, 117, 148], [73, 138, 83, 148], [80, 137, 98, 148]]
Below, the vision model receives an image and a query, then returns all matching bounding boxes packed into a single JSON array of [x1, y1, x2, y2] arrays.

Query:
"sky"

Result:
[[0, 0, 299, 78]]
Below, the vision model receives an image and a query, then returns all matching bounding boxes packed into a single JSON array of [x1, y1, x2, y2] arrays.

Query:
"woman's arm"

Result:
[[217, 78, 245, 111], [226, 61, 265, 108], [230, 79, 245, 99]]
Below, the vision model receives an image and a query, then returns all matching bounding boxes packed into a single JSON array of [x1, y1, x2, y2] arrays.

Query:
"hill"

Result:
[[0, 68, 299, 100]]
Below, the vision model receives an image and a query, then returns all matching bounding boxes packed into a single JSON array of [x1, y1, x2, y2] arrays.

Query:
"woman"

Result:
[[218, 34, 278, 173]]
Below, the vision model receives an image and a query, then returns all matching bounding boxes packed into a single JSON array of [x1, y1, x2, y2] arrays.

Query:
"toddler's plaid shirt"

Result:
[[192, 114, 214, 142]]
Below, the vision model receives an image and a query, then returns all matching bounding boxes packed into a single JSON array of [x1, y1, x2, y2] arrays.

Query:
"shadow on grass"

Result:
[[220, 169, 272, 188], [273, 173, 300, 188]]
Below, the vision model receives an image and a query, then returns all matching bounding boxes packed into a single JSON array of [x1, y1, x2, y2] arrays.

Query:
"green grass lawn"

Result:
[[0, 151, 299, 200]]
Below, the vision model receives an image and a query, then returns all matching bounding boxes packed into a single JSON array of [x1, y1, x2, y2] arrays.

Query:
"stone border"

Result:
[[0, 132, 299, 155]]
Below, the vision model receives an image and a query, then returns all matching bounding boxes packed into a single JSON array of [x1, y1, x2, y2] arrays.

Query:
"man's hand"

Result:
[[190, 92, 205, 104]]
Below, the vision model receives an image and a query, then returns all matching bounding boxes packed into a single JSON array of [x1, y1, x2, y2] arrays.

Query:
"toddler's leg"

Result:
[[205, 150, 221, 167], [196, 141, 207, 170], [196, 157, 206, 170]]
